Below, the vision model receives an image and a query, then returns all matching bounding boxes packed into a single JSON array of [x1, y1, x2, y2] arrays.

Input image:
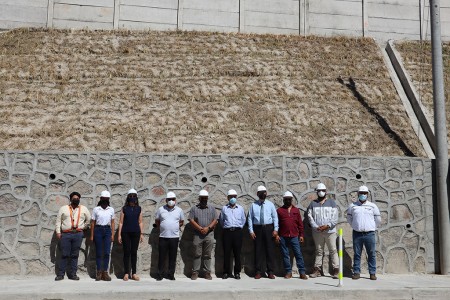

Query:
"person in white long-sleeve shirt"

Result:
[[346, 185, 381, 281]]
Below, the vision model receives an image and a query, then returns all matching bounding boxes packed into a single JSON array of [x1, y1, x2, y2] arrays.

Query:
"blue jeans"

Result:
[[58, 231, 83, 277], [94, 226, 112, 271], [279, 236, 306, 274], [352, 231, 376, 274]]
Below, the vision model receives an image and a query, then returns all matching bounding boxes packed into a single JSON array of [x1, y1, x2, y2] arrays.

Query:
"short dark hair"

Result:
[[69, 192, 81, 200]]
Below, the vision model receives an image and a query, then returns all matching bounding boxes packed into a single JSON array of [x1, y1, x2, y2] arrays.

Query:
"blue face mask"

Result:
[[229, 198, 237, 205], [358, 194, 368, 202]]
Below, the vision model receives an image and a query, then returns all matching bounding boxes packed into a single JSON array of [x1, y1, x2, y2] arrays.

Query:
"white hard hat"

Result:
[[283, 191, 293, 198], [227, 189, 238, 196], [127, 188, 137, 195], [257, 185, 267, 192], [166, 191, 176, 199], [100, 190, 111, 198], [316, 183, 327, 190], [358, 185, 369, 193], [199, 190, 209, 197]]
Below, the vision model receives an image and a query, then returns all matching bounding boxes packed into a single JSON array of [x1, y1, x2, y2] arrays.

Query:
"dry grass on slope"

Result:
[[0, 28, 425, 157], [395, 40, 450, 154]]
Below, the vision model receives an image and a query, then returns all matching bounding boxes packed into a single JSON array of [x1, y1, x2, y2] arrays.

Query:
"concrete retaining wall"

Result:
[[0, 151, 435, 276], [1, 0, 449, 40]]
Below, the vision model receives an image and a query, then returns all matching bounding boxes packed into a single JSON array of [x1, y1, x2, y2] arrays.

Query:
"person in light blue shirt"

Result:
[[219, 189, 246, 280], [247, 185, 279, 279]]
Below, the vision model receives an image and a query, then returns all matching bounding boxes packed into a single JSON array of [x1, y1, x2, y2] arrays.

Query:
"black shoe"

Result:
[[155, 274, 163, 281], [222, 273, 229, 279], [68, 275, 80, 280], [167, 274, 175, 280], [55, 275, 64, 281], [234, 273, 241, 280]]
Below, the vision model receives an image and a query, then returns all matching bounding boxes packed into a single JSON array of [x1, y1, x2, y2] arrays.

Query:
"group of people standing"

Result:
[[55, 183, 381, 281]]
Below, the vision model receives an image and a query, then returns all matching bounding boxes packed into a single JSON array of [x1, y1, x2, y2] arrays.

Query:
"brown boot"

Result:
[[102, 271, 111, 281], [309, 267, 321, 278], [95, 271, 102, 281], [204, 272, 212, 280]]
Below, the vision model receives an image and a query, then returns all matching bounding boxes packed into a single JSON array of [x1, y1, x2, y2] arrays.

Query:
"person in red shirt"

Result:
[[276, 191, 308, 279]]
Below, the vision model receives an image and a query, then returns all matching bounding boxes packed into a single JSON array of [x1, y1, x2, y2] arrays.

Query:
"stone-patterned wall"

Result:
[[0, 152, 434, 277]]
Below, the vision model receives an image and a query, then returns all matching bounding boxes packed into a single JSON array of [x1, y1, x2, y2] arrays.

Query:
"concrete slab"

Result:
[[1, 274, 449, 300]]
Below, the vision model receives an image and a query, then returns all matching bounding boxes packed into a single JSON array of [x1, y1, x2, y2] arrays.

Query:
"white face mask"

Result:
[[317, 191, 326, 198], [167, 200, 176, 207]]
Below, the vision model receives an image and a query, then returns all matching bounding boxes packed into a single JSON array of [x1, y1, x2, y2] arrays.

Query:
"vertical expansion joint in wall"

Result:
[[239, 0, 245, 33], [362, 0, 368, 37], [304, 0, 309, 36], [47, 0, 54, 29], [177, 0, 184, 31], [113, 0, 120, 30]]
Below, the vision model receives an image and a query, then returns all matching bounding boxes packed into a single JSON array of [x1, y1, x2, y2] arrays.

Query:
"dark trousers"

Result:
[[222, 228, 243, 275], [253, 224, 275, 275], [122, 231, 140, 275], [58, 231, 83, 277], [94, 226, 112, 271], [158, 237, 179, 277]]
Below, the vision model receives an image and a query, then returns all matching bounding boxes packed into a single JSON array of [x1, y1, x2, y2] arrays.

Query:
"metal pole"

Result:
[[430, 0, 450, 275], [338, 228, 343, 286]]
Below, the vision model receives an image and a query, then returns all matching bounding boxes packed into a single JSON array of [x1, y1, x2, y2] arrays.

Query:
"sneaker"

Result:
[[191, 272, 198, 280], [205, 272, 212, 280], [370, 274, 377, 280], [234, 273, 241, 280], [332, 268, 339, 279], [309, 267, 321, 278], [284, 273, 292, 279], [352, 273, 360, 280], [55, 275, 64, 281], [299, 273, 308, 280], [68, 275, 80, 280], [222, 273, 229, 279]]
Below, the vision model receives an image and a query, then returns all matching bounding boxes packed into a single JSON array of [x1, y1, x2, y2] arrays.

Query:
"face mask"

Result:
[[128, 197, 137, 204], [283, 199, 292, 207], [317, 191, 326, 198], [71, 199, 80, 207], [358, 194, 368, 202], [200, 199, 208, 207], [258, 193, 266, 201], [100, 200, 109, 209], [229, 198, 237, 205], [167, 200, 176, 207]]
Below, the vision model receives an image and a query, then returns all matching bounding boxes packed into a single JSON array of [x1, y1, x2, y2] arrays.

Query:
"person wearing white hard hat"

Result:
[[306, 183, 339, 279], [54, 191, 91, 281], [276, 191, 308, 279], [346, 185, 381, 280], [90, 190, 115, 281], [247, 185, 279, 279], [117, 189, 144, 281], [219, 189, 246, 279], [188, 190, 218, 280], [154, 191, 185, 281]]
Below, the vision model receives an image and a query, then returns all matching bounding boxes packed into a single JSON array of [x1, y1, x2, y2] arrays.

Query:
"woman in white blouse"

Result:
[[90, 190, 115, 281]]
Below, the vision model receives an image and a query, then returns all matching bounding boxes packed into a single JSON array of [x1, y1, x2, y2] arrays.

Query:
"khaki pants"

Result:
[[312, 231, 339, 269], [192, 233, 214, 273]]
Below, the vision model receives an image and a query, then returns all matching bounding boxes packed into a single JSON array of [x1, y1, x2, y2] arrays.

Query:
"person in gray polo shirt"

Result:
[[155, 191, 185, 281], [189, 190, 218, 280]]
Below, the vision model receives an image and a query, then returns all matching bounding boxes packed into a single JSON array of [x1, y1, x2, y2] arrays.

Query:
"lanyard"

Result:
[[68, 205, 81, 229]]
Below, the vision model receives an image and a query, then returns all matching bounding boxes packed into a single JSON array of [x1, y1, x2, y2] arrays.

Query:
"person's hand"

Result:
[[250, 232, 256, 240], [56, 233, 62, 240], [118, 236, 122, 244], [275, 235, 281, 245], [140, 234, 144, 243], [111, 235, 114, 242], [89, 236, 94, 243], [200, 227, 209, 235], [299, 236, 304, 243], [272, 231, 278, 238]]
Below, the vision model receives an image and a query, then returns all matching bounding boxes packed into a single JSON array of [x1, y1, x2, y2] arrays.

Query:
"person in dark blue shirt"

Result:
[[118, 189, 143, 281]]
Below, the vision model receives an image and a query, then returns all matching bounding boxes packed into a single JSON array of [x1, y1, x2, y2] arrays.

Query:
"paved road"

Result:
[[1, 274, 449, 300]]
